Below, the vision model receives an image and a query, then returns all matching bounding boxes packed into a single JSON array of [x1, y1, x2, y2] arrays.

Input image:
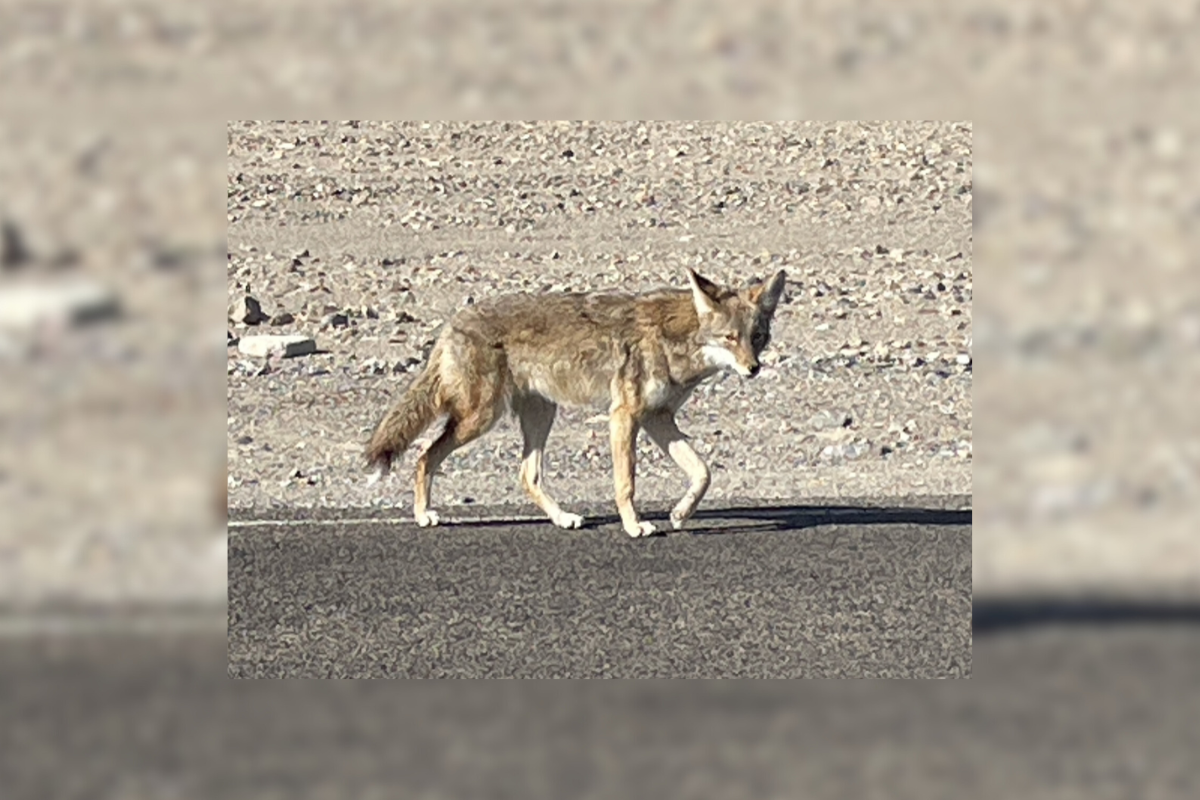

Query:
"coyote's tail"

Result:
[[364, 355, 443, 473]]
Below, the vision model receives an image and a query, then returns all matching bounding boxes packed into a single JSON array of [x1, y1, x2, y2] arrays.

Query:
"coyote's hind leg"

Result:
[[412, 380, 502, 527]]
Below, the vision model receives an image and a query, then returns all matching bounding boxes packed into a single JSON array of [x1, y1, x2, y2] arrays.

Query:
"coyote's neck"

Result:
[[635, 291, 717, 386]]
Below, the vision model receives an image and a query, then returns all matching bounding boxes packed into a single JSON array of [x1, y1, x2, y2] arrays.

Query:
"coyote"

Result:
[[365, 268, 787, 537]]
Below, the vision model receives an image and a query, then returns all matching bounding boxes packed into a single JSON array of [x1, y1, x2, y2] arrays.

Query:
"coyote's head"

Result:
[[688, 268, 787, 378]]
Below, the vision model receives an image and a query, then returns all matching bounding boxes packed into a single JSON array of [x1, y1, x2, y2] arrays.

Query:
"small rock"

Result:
[[270, 312, 295, 326], [141, 242, 194, 272], [1, 220, 32, 268], [322, 312, 349, 328], [362, 357, 389, 375], [956, 353, 971, 366], [822, 442, 865, 462], [230, 295, 267, 325], [237, 334, 316, 358], [808, 410, 851, 431]]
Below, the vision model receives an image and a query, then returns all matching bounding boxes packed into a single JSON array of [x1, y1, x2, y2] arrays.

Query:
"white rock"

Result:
[[0, 280, 120, 330], [237, 334, 316, 358]]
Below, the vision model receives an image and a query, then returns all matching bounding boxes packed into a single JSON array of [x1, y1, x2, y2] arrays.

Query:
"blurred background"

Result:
[[2, 0, 1198, 797]]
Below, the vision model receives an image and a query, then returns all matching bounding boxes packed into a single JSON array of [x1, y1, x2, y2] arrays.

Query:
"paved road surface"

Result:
[[228, 501, 972, 678], [2, 605, 1198, 799]]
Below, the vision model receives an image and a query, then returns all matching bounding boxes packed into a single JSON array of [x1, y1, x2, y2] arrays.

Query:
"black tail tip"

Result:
[[364, 446, 392, 472]]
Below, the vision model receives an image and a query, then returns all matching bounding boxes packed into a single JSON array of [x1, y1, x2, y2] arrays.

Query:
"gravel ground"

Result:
[[227, 121, 972, 513]]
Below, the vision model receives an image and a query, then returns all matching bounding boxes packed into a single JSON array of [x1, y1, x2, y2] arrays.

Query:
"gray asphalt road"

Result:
[[228, 501, 972, 678], [3, 608, 1199, 799]]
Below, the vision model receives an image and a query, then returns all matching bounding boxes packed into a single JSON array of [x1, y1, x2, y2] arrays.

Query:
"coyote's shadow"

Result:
[[684, 504, 970, 534], [511, 503, 971, 536]]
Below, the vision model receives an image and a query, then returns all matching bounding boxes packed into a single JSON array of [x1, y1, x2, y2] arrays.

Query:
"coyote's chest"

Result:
[[642, 371, 711, 411], [641, 376, 672, 408]]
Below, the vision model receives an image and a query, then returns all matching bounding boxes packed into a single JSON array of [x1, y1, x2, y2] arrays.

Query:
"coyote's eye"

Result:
[[724, 333, 739, 344]]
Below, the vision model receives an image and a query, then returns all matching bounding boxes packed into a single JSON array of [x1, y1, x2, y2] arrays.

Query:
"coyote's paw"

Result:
[[670, 504, 696, 530], [552, 512, 585, 530], [415, 510, 440, 527], [625, 521, 657, 538]]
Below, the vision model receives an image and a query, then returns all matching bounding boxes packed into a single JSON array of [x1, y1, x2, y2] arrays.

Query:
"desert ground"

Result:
[[226, 121, 972, 515]]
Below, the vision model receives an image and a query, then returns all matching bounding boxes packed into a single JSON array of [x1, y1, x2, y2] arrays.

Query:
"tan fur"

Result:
[[364, 268, 787, 535], [365, 351, 444, 471]]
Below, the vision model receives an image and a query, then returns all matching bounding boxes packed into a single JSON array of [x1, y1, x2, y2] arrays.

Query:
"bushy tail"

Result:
[[364, 358, 443, 473]]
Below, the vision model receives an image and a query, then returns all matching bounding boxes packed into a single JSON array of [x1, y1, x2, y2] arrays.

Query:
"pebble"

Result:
[[230, 294, 267, 325], [821, 442, 866, 461], [238, 334, 317, 358], [1, 219, 32, 267], [362, 357, 389, 375], [808, 410, 851, 431]]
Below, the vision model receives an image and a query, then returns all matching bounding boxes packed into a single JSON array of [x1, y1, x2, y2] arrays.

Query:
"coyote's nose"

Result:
[[747, 363, 761, 377]]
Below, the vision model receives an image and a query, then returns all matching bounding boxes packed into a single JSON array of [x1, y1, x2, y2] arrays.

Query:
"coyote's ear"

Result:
[[687, 269, 721, 316], [748, 270, 787, 319]]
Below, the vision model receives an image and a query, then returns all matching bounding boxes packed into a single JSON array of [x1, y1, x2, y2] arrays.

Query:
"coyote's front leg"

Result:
[[642, 411, 711, 530], [609, 407, 656, 537]]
